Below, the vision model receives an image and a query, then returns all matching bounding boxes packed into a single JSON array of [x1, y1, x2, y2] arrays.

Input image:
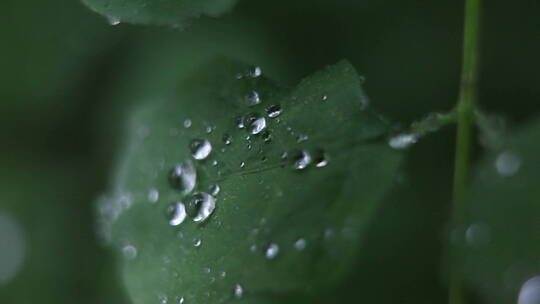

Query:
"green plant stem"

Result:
[[450, 0, 481, 303]]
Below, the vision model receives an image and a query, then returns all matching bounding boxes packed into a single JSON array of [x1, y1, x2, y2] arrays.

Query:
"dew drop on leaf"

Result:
[[244, 114, 267, 135], [148, 188, 159, 204], [168, 161, 197, 193], [313, 149, 329, 168], [233, 284, 243, 298], [183, 119, 192, 128], [122, 244, 138, 260], [294, 238, 307, 250], [495, 151, 521, 177], [209, 184, 220, 196], [188, 192, 217, 223], [194, 239, 202, 247], [518, 276, 540, 304], [167, 202, 187, 226], [291, 150, 312, 170], [266, 104, 282, 118], [190, 139, 212, 160], [222, 134, 232, 145], [248, 66, 262, 78], [106, 16, 121, 26], [264, 243, 279, 259], [245, 91, 261, 106], [388, 133, 418, 149]]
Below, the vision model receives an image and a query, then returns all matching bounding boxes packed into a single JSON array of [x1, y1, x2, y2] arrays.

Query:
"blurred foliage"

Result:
[[1, 0, 540, 303]]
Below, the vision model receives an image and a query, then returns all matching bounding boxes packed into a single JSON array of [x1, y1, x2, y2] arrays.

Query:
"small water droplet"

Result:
[[388, 133, 418, 149], [240, 161, 246, 168], [313, 150, 329, 168], [205, 126, 213, 134], [266, 104, 282, 118], [148, 188, 159, 204], [159, 294, 168, 304], [261, 130, 272, 143], [518, 276, 540, 304], [178, 296, 185, 304], [296, 134, 309, 143], [188, 192, 217, 223], [223, 134, 232, 145], [236, 117, 245, 129], [495, 151, 521, 177], [265, 243, 279, 259], [250, 244, 257, 252], [220, 271, 227, 278], [183, 119, 192, 128], [244, 114, 266, 135], [107, 16, 121, 26], [291, 150, 312, 170], [209, 184, 221, 196], [167, 202, 187, 226], [246, 91, 261, 106], [465, 223, 491, 247], [233, 284, 243, 298], [190, 139, 212, 160], [169, 161, 197, 193], [203, 267, 211, 274], [321, 95, 328, 101], [248, 66, 262, 78], [194, 239, 202, 247], [122, 244, 138, 260], [294, 238, 307, 250]]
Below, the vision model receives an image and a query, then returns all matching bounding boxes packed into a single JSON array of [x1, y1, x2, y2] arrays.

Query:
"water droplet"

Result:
[[167, 202, 187, 226], [291, 150, 312, 170], [465, 223, 491, 247], [188, 192, 217, 223], [313, 150, 329, 168], [244, 114, 267, 135], [250, 244, 257, 252], [264, 243, 279, 259], [190, 139, 212, 160], [236, 116, 245, 129], [246, 91, 261, 106], [261, 130, 272, 143], [321, 95, 328, 101], [240, 161, 246, 168], [0, 212, 26, 285], [159, 294, 168, 304], [107, 16, 121, 26], [223, 134, 232, 145], [233, 284, 243, 298], [210, 184, 221, 196], [122, 244, 138, 260], [203, 267, 211, 274], [194, 239, 202, 247], [220, 271, 227, 278], [148, 188, 159, 203], [495, 151, 521, 177], [183, 119, 192, 128], [266, 104, 282, 118], [178, 296, 185, 304], [294, 238, 307, 250], [388, 133, 418, 149], [296, 134, 309, 143], [248, 66, 262, 78], [518, 276, 540, 304], [169, 161, 197, 193], [205, 126, 213, 134]]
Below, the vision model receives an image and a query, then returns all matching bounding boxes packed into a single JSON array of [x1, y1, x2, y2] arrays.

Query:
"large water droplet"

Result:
[[495, 151, 521, 177], [246, 91, 261, 106], [169, 161, 197, 193], [244, 114, 266, 135], [518, 276, 540, 304], [388, 133, 418, 149], [291, 150, 312, 170], [233, 284, 243, 298], [167, 202, 187, 226], [266, 104, 282, 118], [190, 139, 212, 160], [265, 243, 279, 259], [188, 192, 217, 223]]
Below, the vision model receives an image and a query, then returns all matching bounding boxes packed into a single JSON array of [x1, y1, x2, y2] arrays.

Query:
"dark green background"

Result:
[[1, 0, 539, 303]]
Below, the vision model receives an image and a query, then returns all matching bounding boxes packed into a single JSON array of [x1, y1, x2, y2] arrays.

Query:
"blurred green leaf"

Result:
[[82, 0, 238, 26], [99, 59, 404, 303], [454, 117, 540, 304]]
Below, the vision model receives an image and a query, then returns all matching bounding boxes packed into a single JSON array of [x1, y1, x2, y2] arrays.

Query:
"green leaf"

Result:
[[99, 59, 404, 303], [453, 118, 540, 304], [82, 0, 238, 26]]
